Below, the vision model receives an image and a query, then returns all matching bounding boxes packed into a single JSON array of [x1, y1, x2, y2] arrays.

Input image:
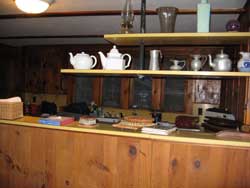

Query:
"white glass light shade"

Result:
[[15, 0, 54, 14]]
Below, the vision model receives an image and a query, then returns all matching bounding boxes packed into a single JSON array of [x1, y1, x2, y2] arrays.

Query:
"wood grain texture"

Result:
[[93, 77, 103, 105], [185, 80, 193, 114], [61, 69, 250, 77], [0, 124, 250, 188], [120, 78, 130, 109], [157, 142, 250, 188], [239, 0, 250, 32], [0, 8, 245, 19], [151, 141, 171, 188], [152, 78, 162, 110], [244, 77, 250, 124], [0, 45, 24, 98], [104, 32, 250, 46], [0, 124, 152, 188]]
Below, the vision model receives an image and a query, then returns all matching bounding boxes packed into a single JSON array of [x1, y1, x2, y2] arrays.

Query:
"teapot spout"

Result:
[[69, 52, 75, 66], [98, 52, 107, 68], [208, 54, 215, 67]]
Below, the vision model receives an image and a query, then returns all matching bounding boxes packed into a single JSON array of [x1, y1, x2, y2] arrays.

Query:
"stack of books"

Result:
[[39, 116, 74, 126], [142, 126, 177, 136]]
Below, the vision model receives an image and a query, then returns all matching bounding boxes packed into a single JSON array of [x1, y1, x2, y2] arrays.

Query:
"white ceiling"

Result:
[[0, 0, 247, 46]]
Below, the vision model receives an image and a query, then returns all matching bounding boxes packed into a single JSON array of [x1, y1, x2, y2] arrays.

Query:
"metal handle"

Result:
[[90, 55, 97, 68]]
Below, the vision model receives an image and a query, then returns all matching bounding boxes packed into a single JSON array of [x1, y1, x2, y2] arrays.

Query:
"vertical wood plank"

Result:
[[185, 80, 193, 114], [120, 78, 130, 109], [244, 77, 250, 124], [152, 78, 162, 110], [168, 143, 250, 188], [244, 36, 250, 124], [66, 75, 74, 104], [93, 77, 103, 105], [151, 141, 170, 188], [0, 124, 11, 187]]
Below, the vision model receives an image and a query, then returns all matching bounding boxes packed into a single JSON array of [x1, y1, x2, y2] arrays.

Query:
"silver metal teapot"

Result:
[[208, 50, 232, 71]]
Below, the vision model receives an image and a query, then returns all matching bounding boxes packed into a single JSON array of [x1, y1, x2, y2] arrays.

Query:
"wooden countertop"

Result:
[[0, 116, 249, 147]]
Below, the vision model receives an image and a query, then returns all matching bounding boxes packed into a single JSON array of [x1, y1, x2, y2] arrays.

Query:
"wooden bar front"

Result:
[[0, 123, 249, 188]]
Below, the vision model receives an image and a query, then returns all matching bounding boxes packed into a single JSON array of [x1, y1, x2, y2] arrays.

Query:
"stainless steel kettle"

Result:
[[208, 50, 232, 71]]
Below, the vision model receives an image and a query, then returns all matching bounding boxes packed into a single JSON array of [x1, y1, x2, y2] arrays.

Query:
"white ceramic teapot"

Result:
[[237, 52, 250, 72], [98, 45, 131, 70], [69, 52, 97, 69]]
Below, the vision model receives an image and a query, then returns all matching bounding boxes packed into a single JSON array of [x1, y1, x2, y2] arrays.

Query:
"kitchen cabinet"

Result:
[[0, 123, 249, 188], [0, 123, 152, 188], [151, 141, 250, 188]]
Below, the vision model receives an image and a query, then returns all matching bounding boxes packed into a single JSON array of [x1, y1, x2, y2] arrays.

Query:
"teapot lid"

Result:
[[216, 50, 228, 58], [108, 45, 122, 57], [75, 52, 88, 56]]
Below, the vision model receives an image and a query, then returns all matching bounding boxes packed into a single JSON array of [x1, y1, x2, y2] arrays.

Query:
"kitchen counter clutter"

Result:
[[0, 116, 249, 147]]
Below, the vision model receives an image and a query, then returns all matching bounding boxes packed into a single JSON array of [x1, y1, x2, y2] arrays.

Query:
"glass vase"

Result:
[[156, 7, 178, 33], [121, 0, 134, 34]]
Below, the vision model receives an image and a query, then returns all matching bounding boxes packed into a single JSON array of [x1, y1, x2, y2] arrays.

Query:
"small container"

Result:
[[0, 102, 23, 120]]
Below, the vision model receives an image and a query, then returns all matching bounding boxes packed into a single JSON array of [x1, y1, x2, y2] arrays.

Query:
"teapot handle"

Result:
[[201, 55, 207, 68], [122, 54, 131, 69], [90, 56, 97, 68]]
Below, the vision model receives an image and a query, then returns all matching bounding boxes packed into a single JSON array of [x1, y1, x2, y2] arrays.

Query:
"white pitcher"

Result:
[[237, 52, 250, 72]]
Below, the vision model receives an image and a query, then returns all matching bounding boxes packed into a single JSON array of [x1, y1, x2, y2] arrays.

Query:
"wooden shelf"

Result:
[[104, 32, 250, 46], [61, 69, 250, 78]]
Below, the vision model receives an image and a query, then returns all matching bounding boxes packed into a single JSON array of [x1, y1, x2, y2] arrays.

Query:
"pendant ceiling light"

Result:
[[15, 0, 54, 14]]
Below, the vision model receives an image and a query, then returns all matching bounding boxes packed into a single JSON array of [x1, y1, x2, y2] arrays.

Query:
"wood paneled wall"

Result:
[[220, 6, 250, 124], [0, 45, 24, 98], [0, 43, 247, 118]]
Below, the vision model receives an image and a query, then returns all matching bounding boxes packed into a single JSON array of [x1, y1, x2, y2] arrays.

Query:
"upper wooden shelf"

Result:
[[104, 32, 250, 46], [61, 69, 250, 78]]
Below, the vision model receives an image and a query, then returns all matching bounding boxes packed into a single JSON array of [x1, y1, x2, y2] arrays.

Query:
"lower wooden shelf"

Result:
[[61, 69, 250, 78]]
